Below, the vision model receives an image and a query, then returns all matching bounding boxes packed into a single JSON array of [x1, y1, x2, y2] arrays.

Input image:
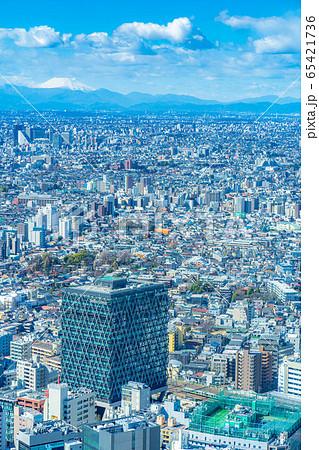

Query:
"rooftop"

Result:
[[190, 389, 301, 443], [64, 278, 167, 299], [84, 415, 158, 434]]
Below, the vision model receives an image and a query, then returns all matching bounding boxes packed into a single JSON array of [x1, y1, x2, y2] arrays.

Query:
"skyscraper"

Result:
[[125, 175, 133, 193], [234, 196, 245, 214], [61, 277, 169, 404], [12, 124, 23, 146]]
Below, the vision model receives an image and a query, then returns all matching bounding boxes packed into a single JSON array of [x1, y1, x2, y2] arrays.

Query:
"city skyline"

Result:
[[0, 0, 301, 101]]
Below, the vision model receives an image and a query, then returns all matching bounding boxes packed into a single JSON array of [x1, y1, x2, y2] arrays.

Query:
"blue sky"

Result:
[[0, 0, 301, 101]]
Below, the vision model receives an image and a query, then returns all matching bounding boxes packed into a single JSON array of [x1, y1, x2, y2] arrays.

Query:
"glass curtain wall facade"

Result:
[[61, 279, 169, 404]]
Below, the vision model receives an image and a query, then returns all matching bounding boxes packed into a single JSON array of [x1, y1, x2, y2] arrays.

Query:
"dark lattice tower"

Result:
[[61, 277, 169, 404]]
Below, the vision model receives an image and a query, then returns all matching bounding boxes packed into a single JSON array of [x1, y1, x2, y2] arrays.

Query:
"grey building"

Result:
[[16, 421, 81, 450], [83, 416, 160, 450]]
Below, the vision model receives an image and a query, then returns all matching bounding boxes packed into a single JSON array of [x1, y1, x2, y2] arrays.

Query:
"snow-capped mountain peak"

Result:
[[38, 77, 95, 91]]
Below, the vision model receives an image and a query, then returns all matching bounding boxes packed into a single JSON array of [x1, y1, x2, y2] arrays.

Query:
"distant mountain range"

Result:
[[0, 78, 301, 114]]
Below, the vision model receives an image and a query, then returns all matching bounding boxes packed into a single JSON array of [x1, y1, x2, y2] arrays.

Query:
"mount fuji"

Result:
[[38, 77, 94, 91]]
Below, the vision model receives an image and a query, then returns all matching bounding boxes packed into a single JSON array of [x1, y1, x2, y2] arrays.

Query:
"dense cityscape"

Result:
[[0, 109, 301, 449]]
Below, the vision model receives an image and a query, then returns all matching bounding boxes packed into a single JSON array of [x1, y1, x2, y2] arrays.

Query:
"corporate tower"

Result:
[[61, 277, 169, 404]]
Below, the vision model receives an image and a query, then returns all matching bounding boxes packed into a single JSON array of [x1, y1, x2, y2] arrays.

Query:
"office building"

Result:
[[43, 382, 95, 427], [278, 357, 301, 397], [26, 127, 46, 142], [0, 408, 5, 450], [52, 133, 62, 150], [16, 421, 81, 450], [0, 396, 16, 445], [233, 197, 245, 214], [62, 278, 169, 404], [61, 131, 72, 146], [82, 416, 160, 450], [16, 393, 47, 413], [0, 332, 13, 357], [18, 130, 30, 145], [13, 124, 23, 145], [125, 175, 133, 193]]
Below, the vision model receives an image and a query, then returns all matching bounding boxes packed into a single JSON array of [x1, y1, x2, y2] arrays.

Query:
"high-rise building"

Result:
[[125, 175, 133, 193], [18, 130, 30, 145], [13, 124, 23, 146], [105, 195, 115, 216], [61, 131, 72, 146], [260, 346, 273, 392], [235, 345, 273, 393], [61, 278, 169, 404], [234, 196, 245, 214], [25, 127, 46, 142], [59, 218, 72, 240], [17, 223, 28, 241], [0, 407, 6, 450], [52, 133, 62, 150], [0, 241, 6, 261]]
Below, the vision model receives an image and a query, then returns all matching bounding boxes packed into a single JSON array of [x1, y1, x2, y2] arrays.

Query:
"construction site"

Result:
[[188, 389, 301, 448]]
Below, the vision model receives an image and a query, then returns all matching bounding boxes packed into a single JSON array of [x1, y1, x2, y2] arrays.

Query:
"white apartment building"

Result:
[[278, 356, 301, 397], [121, 381, 150, 415], [44, 383, 95, 427], [267, 280, 299, 303], [16, 359, 49, 390], [10, 338, 32, 362]]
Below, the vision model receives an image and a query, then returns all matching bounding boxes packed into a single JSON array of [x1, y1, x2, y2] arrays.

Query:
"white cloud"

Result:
[[0, 26, 65, 48], [216, 10, 300, 53], [74, 32, 113, 48], [253, 35, 299, 54], [115, 17, 192, 43], [217, 10, 286, 33]]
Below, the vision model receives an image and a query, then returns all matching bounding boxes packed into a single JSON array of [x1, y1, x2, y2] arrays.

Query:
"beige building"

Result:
[[13, 406, 43, 445], [42, 355, 61, 371], [235, 345, 273, 393], [31, 341, 57, 362]]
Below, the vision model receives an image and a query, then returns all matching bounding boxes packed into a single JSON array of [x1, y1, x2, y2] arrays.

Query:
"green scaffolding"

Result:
[[189, 390, 301, 443]]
